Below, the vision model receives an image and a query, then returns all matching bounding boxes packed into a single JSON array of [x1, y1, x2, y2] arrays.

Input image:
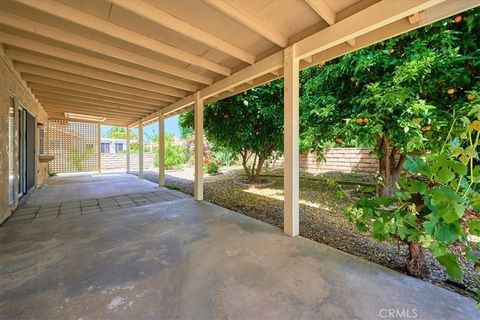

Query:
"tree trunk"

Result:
[[406, 242, 428, 277], [240, 150, 253, 182], [240, 150, 266, 183], [376, 136, 406, 197]]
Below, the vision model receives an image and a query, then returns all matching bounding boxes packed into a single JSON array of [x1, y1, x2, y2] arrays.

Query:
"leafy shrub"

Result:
[[204, 158, 219, 174], [211, 148, 238, 167], [153, 134, 188, 169]]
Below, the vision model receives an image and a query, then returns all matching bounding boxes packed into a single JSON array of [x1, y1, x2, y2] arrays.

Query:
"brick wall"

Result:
[[101, 153, 155, 171], [269, 148, 379, 174], [0, 47, 49, 223]]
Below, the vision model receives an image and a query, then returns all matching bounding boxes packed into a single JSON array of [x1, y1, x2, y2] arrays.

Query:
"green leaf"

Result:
[[404, 156, 430, 175], [423, 213, 439, 235], [407, 180, 427, 194], [450, 161, 467, 176], [436, 254, 464, 281], [355, 221, 368, 232], [437, 166, 455, 182], [471, 193, 480, 210], [434, 223, 460, 244], [429, 242, 448, 257], [430, 187, 465, 223], [468, 219, 480, 236]]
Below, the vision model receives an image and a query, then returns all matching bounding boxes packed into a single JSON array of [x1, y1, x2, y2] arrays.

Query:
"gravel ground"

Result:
[[132, 167, 477, 300]]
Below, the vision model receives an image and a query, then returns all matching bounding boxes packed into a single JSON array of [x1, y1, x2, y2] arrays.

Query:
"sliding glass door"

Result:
[[8, 96, 15, 205], [17, 106, 36, 197]]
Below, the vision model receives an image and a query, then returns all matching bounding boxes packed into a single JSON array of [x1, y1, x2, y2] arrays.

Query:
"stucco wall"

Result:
[[0, 47, 48, 224], [101, 153, 155, 171], [269, 148, 380, 174]]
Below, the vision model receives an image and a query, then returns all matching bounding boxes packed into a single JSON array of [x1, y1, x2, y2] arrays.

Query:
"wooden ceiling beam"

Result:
[[295, 0, 444, 60], [0, 10, 212, 85], [40, 99, 146, 119], [14, 0, 231, 76], [305, 0, 337, 25], [43, 108, 143, 121], [112, 0, 255, 64], [32, 90, 159, 112], [42, 106, 141, 121], [28, 84, 163, 109], [144, 0, 446, 120], [48, 116, 130, 126], [8, 50, 184, 99], [1, 35, 193, 95], [36, 96, 156, 115], [204, 0, 289, 48], [14, 65, 179, 102], [23, 74, 163, 105]]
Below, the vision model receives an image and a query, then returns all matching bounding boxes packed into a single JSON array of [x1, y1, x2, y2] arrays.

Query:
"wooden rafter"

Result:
[[23, 75, 164, 106], [0, 10, 213, 85], [204, 0, 289, 47], [29, 84, 162, 109], [305, 0, 337, 25], [36, 97, 155, 115], [1, 36, 194, 95], [14, 64, 179, 102], [32, 91, 160, 112], [112, 0, 255, 64], [13, 0, 232, 76]]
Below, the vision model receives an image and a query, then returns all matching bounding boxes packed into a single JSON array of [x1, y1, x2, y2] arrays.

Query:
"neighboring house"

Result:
[[101, 138, 137, 154]]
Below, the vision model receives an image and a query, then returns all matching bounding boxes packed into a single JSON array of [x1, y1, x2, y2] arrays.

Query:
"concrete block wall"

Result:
[[0, 47, 49, 224], [101, 153, 155, 171], [269, 148, 379, 174]]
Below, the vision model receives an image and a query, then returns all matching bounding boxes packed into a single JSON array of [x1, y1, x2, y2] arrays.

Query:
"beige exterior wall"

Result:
[[269, 148, 380, 174], [0, 47, 49, 224], [101, 153, 155, 171]]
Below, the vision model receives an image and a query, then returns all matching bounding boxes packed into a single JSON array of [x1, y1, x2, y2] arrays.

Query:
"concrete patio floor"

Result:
[[0, 174, 477, 319]]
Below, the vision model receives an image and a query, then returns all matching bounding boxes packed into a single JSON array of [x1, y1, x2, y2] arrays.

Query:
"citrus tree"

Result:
[[301, 9, 480, 196], [343, 90, 480, 305], [179, 80, 284, 182]]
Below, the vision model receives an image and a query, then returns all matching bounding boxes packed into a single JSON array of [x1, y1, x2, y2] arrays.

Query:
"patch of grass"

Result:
[[165, 184, 181, 191], [48, 172, 58, 177]]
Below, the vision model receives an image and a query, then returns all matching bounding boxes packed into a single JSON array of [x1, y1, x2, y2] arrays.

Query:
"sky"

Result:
[[101, 115, 181, 141]]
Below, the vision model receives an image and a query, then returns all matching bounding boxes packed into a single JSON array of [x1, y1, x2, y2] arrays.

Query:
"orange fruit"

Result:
[[389, 49, 395, 54], [363, 118, 369, 123], [447, 89, 455, 95], [467, 94, 475, 101], [421, 125, 432, 132], [356, 118, 364, 124], [350, 76, 356, 82], [335, 137, 343, 143], [454, 15, 462, 23]]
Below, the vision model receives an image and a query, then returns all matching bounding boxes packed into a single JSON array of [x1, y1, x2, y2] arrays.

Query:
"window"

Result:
[[39, 125, 45, 155], [101, 142, 110, 154], [8, 96, 15, 205], [115, 143, 124, 153]]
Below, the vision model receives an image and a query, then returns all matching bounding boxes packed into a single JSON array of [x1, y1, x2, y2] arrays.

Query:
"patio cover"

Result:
[[1, 0, 479, 235]]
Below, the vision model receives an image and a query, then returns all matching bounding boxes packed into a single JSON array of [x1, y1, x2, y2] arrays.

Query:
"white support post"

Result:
[[138, 120, 144, 179], [283, 45, 300, 237], [126, 125, 130, 173], [158, 111, 165, 186], [97, 123, 101, 173], [194, 92, 204, 201]]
